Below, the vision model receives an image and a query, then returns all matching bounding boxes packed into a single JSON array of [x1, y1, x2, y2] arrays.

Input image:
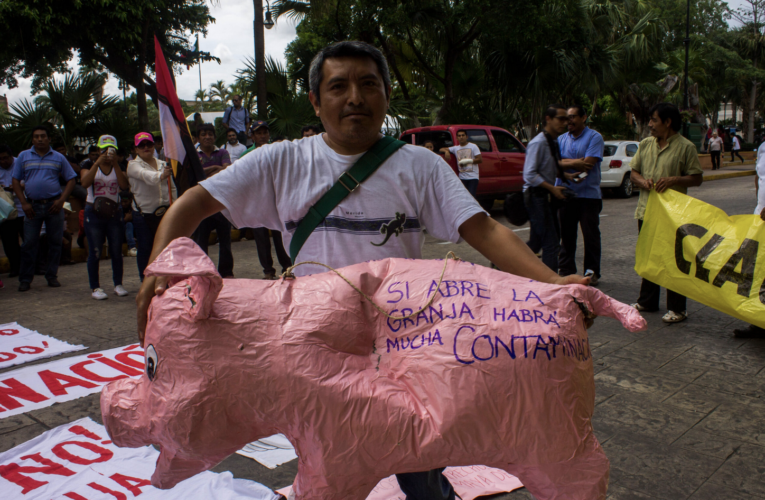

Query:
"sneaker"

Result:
[[264, 272, 277, 280], [631, 302, 658, 312], [733, 324, 765, 338], [584, 269, 599, 286], [662, 310, 687, 323], [128, 247, 138, 257], [114, 285, 129, 297], [18, 282, 30, 292], [47, 278, 61, 288], [92, 288, 108, 300]]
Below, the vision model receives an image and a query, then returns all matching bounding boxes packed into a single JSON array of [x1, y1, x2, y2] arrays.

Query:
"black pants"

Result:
[[237, 131, 248, 147], [710, 151, 721, 170], [637, 219, 686, 312], [396, 468, 455, 500], [558, 198, 602, 277], [192, 213, 234, 278], [731, 149, 745, 162], [0, 216, 24, 276], [252, 228, 291, 275]]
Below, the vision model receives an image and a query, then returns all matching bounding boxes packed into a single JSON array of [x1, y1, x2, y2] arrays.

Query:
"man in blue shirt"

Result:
[[556, 105, 605, 285], [222, 95, 250, 146], [12, 125, 77, 291]]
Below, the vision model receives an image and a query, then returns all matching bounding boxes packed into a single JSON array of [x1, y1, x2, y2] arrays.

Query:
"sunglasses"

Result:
[[137, 142, 155, 149], [554, 116, 569, 121]]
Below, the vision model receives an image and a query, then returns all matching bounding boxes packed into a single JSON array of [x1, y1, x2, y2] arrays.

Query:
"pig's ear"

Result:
[[145, 237, 223, 320]]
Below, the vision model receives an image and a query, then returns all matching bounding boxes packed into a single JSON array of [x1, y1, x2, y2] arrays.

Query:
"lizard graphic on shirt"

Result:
[[372, 212, 407, 246]]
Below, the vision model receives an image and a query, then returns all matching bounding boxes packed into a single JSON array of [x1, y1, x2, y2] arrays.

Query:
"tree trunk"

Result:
[[433, 51, 455, 126], [749, 78, 758, 143], [254, 0, 267, 120], [731, 102, 737, 127]]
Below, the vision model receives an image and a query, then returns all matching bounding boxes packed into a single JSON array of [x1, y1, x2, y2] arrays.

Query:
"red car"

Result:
[[399, 125, 526, 209]]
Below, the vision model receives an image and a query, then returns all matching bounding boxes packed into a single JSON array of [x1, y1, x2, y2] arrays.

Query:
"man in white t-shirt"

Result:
[[136, 41, 588, 500], [223, 128, 247, 163], [440, 130, 482, 197]]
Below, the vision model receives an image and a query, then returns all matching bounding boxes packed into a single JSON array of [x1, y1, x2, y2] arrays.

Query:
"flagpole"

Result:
[[197, 34, 202, 100]]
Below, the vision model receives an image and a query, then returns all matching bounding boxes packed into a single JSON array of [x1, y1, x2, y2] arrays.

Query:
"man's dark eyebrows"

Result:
[[325, 75, 348, 87]]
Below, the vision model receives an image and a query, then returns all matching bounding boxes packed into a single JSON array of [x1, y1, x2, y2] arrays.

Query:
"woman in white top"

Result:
[[127, 132, 176, 281], [81, 135, 130, 300]]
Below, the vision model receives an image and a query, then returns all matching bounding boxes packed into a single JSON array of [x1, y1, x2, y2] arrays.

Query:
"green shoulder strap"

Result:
[[289, 136, 406, 263]]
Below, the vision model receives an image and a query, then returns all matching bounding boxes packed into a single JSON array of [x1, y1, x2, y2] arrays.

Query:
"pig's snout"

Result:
[[101, 377, 151, 448]]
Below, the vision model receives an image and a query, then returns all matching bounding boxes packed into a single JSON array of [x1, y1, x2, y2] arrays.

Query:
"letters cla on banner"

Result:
[[635, 190, 765, 328]]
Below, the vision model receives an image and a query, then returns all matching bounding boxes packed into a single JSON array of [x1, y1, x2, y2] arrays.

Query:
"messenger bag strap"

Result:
[[289, 136, 406, 263]]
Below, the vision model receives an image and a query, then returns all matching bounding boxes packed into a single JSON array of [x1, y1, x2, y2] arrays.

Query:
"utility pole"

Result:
[[683, 0, 690, 137], [253, 0, 267, 120]]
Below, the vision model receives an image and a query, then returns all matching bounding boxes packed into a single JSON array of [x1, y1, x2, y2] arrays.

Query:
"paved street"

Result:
[[1, 175, 764, 499]]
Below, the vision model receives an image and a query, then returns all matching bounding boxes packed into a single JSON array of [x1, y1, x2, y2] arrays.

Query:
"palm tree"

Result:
[[0, 100, 56, 154], [35, 73, 120, 151], [209, 80, 230, 103]]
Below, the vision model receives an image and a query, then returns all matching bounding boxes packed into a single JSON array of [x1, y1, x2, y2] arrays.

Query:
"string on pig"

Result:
[[280, 252, 460, 320]]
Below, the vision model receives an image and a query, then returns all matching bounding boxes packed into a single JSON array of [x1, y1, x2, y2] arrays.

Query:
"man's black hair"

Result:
[[422, 140, 435, 145], [569, 104, 587, 117], [88, 145, 99, 153], [31, 125, 50, 138], [197, 123, 216, 135], [226, 128, 238, 135], [52, 142, 66, 151], [544, 103, 567, 120], [301, 124, 321, 135], [648, 102, 682, 132], [456, 129, 467, 136], [309, 41, 391, 105], [0, 144, 13, 156]]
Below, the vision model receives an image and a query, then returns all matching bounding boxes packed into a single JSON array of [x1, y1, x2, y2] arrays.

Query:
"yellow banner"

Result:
[[635, 190, 765, 328]]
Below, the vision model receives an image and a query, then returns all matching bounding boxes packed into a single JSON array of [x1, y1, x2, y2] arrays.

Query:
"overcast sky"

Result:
[[0, 0, 298, 107], [0, 0, 753, 108]]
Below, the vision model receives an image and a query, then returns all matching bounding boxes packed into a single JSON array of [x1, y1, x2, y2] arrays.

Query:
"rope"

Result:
[[280, 252, 460, 320]]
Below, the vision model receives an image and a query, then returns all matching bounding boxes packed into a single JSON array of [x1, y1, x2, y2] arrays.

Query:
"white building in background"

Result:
[[716, 103, 744, 124]]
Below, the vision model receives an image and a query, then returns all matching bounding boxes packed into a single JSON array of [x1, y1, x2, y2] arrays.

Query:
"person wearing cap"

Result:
[[192, 123, 235, 278], [238, 120, 292, 279], [81, 135, 130, 300], [12, 125, 77, 291], [127, 132, 177, 281]]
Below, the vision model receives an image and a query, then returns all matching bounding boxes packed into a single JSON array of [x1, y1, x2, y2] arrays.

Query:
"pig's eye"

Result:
[[146, 344, 159, 382]]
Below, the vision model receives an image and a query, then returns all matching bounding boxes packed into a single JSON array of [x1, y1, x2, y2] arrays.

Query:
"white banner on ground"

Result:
[[0, 417, 281, 500], [276, 465, 523, 500], [0, 323, 86, 370], [237, 435, 298, 469], [0, 344, 144, 419]]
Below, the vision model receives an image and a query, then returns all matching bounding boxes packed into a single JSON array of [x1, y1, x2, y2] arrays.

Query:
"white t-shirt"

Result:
[[756, 143, 765, 215], [85, 166, 120, 204], [708, 137, 723, 152], [448, 143, 482, 180], [224, 142, 247, 163], [733, 136, 741, 150], [200, 134, 484, 276]]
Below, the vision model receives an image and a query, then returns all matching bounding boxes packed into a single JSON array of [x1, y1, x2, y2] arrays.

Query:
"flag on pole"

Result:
[[154, 35, 205, 194]]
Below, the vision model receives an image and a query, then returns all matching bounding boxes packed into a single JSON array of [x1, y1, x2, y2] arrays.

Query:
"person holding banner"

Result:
[[127, 132, 176, 282], [136, 41, 590, 500], [630, 103, 703, 323]]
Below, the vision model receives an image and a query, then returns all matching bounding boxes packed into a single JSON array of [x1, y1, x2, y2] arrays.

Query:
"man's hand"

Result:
[[549, 185, 567, 200], [654, 176, 677, 193], [760, 206, 765, 222], [49, 199, 65, 214], [636, 177, 653, 190], [136, 276, 169, 346], [203, 165, 222, 178], [554, 274, 590, 286], [22, 202, 34, 219]]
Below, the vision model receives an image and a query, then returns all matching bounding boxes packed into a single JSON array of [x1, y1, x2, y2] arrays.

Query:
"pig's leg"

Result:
[[502, 435, 609, 500]]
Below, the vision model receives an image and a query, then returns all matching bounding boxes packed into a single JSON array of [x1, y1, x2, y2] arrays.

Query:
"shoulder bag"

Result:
[[289, 136, 406, 263]]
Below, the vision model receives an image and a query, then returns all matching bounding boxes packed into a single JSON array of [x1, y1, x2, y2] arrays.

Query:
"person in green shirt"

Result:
[[630, 103, 704, 324]]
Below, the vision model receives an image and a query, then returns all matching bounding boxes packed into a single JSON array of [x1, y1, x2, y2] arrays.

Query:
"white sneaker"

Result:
[[128, 248, 138, 257], [92, 288, 108, 300], [114, 285, 129, 297]]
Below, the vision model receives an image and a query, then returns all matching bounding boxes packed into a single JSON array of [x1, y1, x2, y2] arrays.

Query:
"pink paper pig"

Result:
[[101, 237, 646, 500]]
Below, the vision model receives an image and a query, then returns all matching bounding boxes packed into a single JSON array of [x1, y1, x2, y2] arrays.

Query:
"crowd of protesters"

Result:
[[0, 116, 324, 296]]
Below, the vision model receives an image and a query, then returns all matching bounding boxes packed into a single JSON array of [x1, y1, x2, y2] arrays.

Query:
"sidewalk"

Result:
[[704, 163, 757, 181]]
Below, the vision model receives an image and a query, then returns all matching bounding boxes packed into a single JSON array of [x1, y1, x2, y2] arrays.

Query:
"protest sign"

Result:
[[0, 344, 144, 418], [0, 417, 280, 499], [636, 190, 765, 328], [276, 466, 523, 500], [0, 323, 86, 370]]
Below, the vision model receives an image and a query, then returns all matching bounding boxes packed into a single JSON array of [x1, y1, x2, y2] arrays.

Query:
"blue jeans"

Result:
[[20, 201, 65, 283], [84, 205, 124, 290], [396, 469, 455, 500], [124, 221, 136, 248], [461, 179, 479, 198], [132, 211, 156, 282], [524, 188, 560, 271]]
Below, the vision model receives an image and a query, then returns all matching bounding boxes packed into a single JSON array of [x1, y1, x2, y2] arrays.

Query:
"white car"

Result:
[[600, 140, 639, 198]]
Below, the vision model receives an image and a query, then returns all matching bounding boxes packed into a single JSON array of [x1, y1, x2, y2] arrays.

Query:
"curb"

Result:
[[704, 170, 756, 181]]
